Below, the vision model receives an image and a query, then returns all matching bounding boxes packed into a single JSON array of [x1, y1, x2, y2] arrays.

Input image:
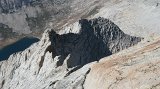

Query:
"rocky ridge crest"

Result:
[[0, 17, 142, 89]]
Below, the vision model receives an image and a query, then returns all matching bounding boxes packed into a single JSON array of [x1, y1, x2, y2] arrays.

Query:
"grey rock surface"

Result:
[[1, 0, 160, 52], [0, 0, 100, 48], [0, 0, 160, 88], [84, 35, 160, 89], [49, 17, 141, 68], [0, 17, 142, 89]]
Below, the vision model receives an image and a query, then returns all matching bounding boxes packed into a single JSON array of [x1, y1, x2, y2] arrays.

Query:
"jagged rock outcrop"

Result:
[[0, 17, 142, 89], [0, 0, 160, 88], [49, 17, 141, 68]]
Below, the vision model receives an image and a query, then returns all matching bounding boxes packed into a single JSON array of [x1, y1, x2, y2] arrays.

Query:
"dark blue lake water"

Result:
[[0, 37, 39, 61]]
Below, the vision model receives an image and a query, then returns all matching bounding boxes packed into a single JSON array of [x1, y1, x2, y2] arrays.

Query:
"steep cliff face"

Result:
[[0, 17, 142, 89], [49, 17, 141, 68]]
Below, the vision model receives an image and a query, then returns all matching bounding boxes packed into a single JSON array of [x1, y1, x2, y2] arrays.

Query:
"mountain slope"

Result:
[[92, 0, 160, 38], [0, 17, 141, 89], [0, 0, 160, 89], [84, 37, 160, 89], [0, 0, 101, 49]]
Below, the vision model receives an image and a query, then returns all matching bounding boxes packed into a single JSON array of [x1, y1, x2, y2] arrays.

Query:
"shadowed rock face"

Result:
[[49, 17, 142, 68], [0, 17, 142, 89]]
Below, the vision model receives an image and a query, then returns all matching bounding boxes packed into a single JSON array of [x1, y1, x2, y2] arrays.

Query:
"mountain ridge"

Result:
[[0, 17, 142, 89], [1, 0, 160, 89]]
